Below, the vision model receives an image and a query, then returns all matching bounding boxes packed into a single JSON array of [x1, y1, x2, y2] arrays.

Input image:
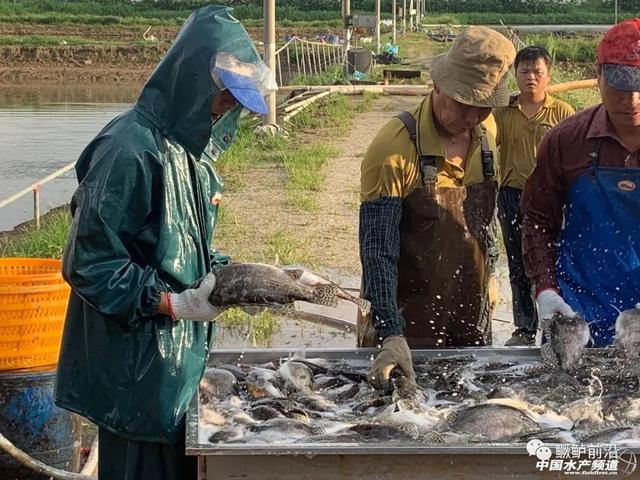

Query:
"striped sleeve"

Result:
[[359, 197, 405, 339]]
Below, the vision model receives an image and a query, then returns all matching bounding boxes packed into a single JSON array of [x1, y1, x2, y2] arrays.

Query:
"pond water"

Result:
[[0, 84, 139, 231]]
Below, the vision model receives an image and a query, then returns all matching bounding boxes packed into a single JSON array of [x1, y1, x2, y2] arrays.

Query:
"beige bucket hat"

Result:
[[429, 26, 516, 108]]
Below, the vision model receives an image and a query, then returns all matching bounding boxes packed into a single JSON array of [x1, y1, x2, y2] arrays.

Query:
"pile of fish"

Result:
[[198, 306, 640, 447], [198, 352, 640, 447]]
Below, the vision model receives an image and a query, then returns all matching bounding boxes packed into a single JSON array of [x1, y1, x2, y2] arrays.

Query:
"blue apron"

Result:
[[557, 140, 640, 346]]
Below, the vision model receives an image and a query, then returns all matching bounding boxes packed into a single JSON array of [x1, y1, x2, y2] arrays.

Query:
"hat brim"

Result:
[[430, 53, 510, 108], [602, 63, 640, 92], [214, 68, 269, 115]]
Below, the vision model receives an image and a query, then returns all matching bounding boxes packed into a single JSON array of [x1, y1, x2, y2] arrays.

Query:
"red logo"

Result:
[[618, 180, 637, 192]]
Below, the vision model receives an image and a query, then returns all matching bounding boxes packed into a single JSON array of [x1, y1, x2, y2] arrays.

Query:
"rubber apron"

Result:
[[358, 109, 498, 348], [557, 140, 640, 347]]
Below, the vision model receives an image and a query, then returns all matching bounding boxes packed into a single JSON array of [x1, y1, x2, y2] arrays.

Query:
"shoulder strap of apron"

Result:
[[398, 111, 496, 184], [479, 125, 495, 181], [396, 111, 437, 185]]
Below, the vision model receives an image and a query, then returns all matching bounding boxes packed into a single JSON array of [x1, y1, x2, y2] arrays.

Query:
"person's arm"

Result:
[[359, 196, 404, 339], [63, 141, 168, 326], [521, 129, 567, 295]]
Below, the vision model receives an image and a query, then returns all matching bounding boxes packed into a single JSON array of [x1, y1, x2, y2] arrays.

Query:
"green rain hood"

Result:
[[54, 6, 259, 443]]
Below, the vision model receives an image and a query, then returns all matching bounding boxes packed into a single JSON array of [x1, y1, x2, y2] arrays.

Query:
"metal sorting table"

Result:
[[186, 348, 638, 480]]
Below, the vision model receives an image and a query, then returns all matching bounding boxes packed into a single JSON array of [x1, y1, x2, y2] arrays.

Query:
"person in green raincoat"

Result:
[[54, 6, 276, 478]]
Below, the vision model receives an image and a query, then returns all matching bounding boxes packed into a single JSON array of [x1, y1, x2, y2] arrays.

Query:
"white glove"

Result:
[[536, 289, 575, 320], [169, 272, 221, 321]]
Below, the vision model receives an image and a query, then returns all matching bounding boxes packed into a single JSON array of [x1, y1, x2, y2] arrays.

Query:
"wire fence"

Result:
[[274, 36, 345, 86]]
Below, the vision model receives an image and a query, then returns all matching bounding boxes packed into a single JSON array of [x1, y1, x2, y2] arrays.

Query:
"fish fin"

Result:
[[282, 267, 304, 280], [422, 432, 445, 444], [397, 422, 420, 439], [312, 285, 339, 307], [444, 410, 459, 425], [311, 426, 326, 436]]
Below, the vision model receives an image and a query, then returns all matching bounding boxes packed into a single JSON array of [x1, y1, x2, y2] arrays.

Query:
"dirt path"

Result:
[[214, 95, 419, 277], [304, 95, 419, 275]]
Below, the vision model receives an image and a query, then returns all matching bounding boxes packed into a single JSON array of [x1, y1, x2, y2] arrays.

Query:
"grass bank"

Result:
[[0, 207, 71, 258], [219, 93, 375, 214]]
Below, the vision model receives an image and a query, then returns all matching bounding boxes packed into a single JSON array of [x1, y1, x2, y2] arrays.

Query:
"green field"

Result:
[[0, 0, 635, 26]]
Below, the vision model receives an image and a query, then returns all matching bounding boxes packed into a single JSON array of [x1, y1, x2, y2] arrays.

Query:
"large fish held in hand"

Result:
[[208, 262, 371, 315], [614, 303, 640, 360], [540, 313, 590, 372]]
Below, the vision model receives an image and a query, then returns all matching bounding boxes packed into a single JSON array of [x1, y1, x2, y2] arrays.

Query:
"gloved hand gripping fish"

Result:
[[207, 262, 371, 315]]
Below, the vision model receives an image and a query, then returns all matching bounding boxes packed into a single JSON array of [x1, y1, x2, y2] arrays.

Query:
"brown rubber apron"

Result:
[[358, 109, 497, 348]]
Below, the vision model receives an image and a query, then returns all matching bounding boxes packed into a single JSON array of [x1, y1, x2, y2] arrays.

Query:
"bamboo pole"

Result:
[[276, 51, 283, 86], [282, 91, 332, 123], [392, 0, 397, 45], [403, 0, 407, 36], [342, 0, 351, 64], [315, 42, 322, 73], [286, 47, 292, 83], [278, 78, 599, 96], [0, 161, 75, 210], [546, 78, 598, 94], [375, 0, 381, 54], [33, 185, 40, 230], [283, 90, 332, 113], [277, 84, 432, 94], [294, 39, 302, 76], [263, 0, 276, 125]]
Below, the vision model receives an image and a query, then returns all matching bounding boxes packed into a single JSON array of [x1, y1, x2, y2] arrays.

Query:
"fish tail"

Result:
[[423, 432, 445, 444], [541, 342, 559, 369], [311, 426, 326, 436], [356, 298, 372, 316]]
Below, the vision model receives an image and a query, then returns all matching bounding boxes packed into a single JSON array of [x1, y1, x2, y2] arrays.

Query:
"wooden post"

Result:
[[392, 0, 397, 45], [375, 0, 381, 54], [409, 0, 414, 31], [402, 0, 407, 36], [263, 0, 276, 125], [342, 0, 351, 71], [33, 185, 40, 230]]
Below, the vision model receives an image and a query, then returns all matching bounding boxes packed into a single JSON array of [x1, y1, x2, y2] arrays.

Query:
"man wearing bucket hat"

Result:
[[358, 26, 516, 389], [55, 6, 275, 478], [522, 18, 640, 347]]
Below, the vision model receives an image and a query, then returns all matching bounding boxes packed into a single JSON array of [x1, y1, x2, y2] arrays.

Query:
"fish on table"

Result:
[[197, 350, 640, 447]]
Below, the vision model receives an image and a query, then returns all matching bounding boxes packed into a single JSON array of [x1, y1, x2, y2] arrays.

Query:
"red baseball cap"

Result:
[[597, 18, 640, 91]]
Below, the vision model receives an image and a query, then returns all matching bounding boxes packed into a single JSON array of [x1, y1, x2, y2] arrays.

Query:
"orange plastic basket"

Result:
[[0, 258, 70, 371]]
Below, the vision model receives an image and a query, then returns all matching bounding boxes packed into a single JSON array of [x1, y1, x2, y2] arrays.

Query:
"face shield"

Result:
[[210, 52, 278, 115]]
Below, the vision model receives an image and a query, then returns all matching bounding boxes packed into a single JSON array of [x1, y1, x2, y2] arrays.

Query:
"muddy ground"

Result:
[[0, 22, 343, 84]]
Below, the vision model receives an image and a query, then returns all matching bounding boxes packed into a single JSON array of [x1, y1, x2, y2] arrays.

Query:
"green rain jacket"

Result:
[[54, 6, 260, 444]]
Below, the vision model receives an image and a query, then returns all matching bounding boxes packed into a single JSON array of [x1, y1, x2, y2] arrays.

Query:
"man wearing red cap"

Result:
[[521, 19, 640, 346]]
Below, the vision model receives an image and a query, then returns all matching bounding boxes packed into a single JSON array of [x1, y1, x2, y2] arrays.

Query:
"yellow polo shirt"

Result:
[[361, 93, 499, 202], [494, 94, 574, 189]]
